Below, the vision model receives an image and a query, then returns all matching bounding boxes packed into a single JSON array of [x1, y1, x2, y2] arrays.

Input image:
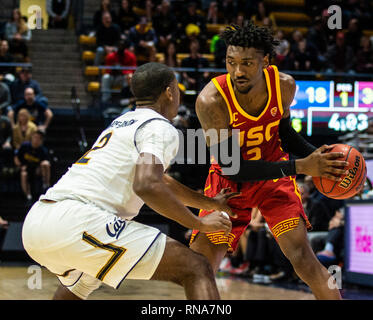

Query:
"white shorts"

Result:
[[22, 199, 166, 297]]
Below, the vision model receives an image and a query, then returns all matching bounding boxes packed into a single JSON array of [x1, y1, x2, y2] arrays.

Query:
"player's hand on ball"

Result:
[[211, 188, 240, 218], [199, 211, 232, 235], [296, 145, 349, 181]]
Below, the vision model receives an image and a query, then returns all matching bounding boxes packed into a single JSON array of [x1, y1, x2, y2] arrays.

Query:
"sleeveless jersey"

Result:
[[211, 65, 288, 168], [41, 108, 179, 219]]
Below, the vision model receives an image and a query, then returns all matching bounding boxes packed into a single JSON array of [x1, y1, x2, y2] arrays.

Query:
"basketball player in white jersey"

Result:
[[22, 63, 237, 300]]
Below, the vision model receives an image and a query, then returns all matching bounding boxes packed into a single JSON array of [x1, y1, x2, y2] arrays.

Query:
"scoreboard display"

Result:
[[290, 80, 373, 136]]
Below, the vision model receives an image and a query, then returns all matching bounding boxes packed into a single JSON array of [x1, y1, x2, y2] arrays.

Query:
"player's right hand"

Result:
[[296, 145, 349, 181], [198, 211, 232, 235]]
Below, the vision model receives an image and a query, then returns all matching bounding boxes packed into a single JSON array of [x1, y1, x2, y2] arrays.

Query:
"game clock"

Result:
[[290, 80, 373, 136]]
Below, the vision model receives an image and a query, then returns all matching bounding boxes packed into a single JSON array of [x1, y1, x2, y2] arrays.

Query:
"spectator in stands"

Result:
[[5, 8, 31, 62], [0, 113, 13, 171], [128, 16, 158, 63], [181, 2, 207, 48], [12, 108, 37, 150], [162, 41, 178, 67], [47, 0, 71, 29], [0, 40, 15, 76], [293, 39, 318, 71], [250, 1, 277, 31], [209, 26, 227, 68], [300, 176, 345, 232], [316, 209, 345, 267], [93, 0, 117, 30], [273, 29, 290, 68], [152, 0, 177, 49], [344, 18, 363, 54], [8, 87, 53, 132], [94, 11, 122, 66], [221, 0, 238, 24], [14, 130, 51, 202], [10, 67, 46, 105], [306, 16, 329, 70], [0, 78, 11, 114], [101, 40, 137, 103], [325, 31, 356, 73], [356, 35, 373, 73], [117, 0, 139, 35], [181, 39, 210, 91], [206, 1, 224, 24]]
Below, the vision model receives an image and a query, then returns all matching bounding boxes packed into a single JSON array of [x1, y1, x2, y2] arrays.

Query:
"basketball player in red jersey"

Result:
[[189, 23, 349, 299]]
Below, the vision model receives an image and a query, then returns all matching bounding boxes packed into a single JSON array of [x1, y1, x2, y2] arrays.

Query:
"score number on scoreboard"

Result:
[[290, 80, 373, 136]]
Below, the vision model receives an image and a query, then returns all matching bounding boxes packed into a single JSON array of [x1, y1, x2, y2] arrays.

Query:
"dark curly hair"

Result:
[[220, 22, 279, 59]]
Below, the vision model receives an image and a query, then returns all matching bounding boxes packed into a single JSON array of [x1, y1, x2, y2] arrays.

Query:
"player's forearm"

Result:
[[163, 174, 215, 211], [135, 181, 202, 230]]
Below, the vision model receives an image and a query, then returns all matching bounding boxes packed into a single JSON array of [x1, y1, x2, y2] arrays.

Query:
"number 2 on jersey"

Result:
[[75, 132, 113, 165]]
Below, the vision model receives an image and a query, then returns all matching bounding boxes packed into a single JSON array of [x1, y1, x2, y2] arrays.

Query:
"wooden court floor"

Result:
[[0, 266, 314, 300]]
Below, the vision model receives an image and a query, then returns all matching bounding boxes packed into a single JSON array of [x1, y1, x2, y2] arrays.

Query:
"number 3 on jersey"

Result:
[[76, 132, 113, 165]]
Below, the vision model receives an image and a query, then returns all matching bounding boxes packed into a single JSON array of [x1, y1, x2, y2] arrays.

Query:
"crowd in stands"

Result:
[[80, 0, 373, 106], [1, 6, 53, 207]]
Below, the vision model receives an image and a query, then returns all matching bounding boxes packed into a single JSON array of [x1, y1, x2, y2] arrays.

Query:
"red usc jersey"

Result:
[[190, 65, 312, 252], [210, 65, 288, 170]]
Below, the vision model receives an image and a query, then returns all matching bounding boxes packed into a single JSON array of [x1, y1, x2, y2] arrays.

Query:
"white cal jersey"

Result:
[[41, 108, 179, 220]]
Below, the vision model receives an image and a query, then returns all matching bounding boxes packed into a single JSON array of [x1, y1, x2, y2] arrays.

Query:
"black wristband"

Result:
[[209, 135, 297, 182]]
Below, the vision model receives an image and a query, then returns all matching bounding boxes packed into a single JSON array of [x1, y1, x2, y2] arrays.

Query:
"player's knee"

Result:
[[182, 252, 214, 281]]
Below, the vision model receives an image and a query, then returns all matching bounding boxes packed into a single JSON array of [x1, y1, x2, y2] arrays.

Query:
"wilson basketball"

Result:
[[313, 144, 367, 199]]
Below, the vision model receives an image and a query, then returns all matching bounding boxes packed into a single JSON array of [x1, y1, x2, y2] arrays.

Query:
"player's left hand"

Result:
[[211, 188, 240, 218]]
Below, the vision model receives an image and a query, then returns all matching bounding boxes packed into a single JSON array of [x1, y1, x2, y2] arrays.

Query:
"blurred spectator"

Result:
[[101, 40, 137, 103], [342, 0, 372, 29], [300, 176, 345, 231], [12, 108, 37, 150], [128, 16, 158, 63], [0, 113, 13, 170], [206, 1, 224, 24], [344, 18, 362, 53], [293, 39, 318, 71], [0, 78, 11, 113], [307, 16, 328, 55], [210, 26, 227, 68], [290, 29, 304, 53], [181, 39, 210, 91], [181, 2, 207, 47], [5, 8, 31, 62], [117, 0, 139, 35], [356, 35, 373, 73], [316, 210, 345, 268], [152, 0, 177, 49], [9, 87, 53, 132], [14, 130, 51, 202], [94, 11, 122, 66], [251, 1, 277, 31], [162, 41, 178, 68], [10, 67, 46, 105], [93, 0, 117, 30], [325, 31, 356, 73], [47, 0, 71, 29], [273, 29, 290, 68], [233, 12, 245, 28], [221, 0, 238, 24], [0, 40, 15, 76]]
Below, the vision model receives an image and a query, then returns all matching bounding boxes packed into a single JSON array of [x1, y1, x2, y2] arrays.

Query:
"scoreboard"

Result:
[[290, 80, 373, 136]]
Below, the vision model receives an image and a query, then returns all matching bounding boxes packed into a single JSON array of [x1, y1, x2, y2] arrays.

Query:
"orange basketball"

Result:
[[312, 144, 367, 199]]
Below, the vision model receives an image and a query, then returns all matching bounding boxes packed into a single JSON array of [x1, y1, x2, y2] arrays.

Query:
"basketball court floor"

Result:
[[0, 265, 314, 300]]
